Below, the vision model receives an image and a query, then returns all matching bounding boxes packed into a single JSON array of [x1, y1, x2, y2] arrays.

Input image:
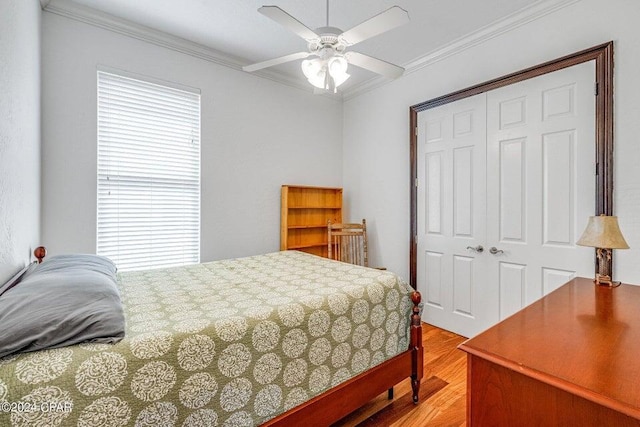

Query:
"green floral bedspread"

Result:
[[0, 251, 413, 426]]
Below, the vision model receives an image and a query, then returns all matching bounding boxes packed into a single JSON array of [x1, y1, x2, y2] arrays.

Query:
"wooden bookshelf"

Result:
[[281, 185, 342, 258]]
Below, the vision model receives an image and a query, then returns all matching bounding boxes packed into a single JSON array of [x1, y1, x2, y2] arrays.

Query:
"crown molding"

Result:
[[42, 0, 579, 102], [41, 0, 332, 98], [342, 0, 583, 101]]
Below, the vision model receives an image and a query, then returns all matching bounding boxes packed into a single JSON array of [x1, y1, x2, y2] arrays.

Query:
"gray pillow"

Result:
[[0, 254, 125, 358], [0, 262, 38, 297]]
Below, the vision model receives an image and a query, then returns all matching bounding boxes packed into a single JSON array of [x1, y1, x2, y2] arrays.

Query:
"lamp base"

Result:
[[594, 273, 621, 288]]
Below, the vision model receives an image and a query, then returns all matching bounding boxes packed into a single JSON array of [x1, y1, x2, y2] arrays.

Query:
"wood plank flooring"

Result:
[[333, 323, 467, 427]]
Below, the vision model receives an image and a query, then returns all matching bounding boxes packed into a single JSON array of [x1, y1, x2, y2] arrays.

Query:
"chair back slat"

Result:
[[327, 219, 368, 267]]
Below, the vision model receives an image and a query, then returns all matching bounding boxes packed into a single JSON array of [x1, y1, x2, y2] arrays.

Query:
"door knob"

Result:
[[466, 245, 484, 253], [489, 247, 504, 255]]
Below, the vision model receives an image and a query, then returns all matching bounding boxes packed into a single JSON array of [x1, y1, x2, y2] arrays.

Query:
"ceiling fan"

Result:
[[242, 1, 410, 93]]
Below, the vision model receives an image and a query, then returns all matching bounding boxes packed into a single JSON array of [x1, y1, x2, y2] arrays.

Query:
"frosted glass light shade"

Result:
[[328, 56, 347, 75], [577, 215, 629, 249], [306, 74, 326, 89], [327, 56, 349, 87], [301, 59, 321, 79], [331, 69, 350, 86], [302, 57, 350, 91], [301, 59, 325, 89]]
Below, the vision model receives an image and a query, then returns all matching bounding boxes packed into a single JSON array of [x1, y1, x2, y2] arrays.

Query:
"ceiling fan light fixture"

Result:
[[302, 59, 326, 89], [302, 56, 350, 92]]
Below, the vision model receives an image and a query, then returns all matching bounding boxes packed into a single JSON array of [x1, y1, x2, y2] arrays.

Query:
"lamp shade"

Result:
[[576, 215, 629, 249]]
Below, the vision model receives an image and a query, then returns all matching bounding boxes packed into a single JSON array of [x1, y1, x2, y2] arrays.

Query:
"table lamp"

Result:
[[577, 215, 629, 287]]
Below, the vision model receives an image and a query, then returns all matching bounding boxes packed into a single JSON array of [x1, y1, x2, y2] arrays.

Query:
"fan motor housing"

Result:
[[309, 26, 345, 53]]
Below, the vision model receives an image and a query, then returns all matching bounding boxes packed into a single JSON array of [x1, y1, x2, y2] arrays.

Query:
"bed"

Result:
[[0, 248, 423, 426]]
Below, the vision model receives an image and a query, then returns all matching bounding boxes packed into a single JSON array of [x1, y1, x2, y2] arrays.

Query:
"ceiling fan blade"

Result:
[[346, 51, 404, 79], [243, 51, 311, 72], [258, 6, 319, 42], [339, 6, 409, 46]]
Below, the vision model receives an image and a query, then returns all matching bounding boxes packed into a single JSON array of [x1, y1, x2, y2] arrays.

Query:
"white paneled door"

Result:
[[417, 93, 490, 337], [417, 61, 596, 338]]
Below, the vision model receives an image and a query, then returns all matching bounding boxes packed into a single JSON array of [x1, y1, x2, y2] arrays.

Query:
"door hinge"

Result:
[[415, 126, 418, 137], [595, 162, 599, 175], [594, 82, 599, 96], [415, 178, 419, 187]]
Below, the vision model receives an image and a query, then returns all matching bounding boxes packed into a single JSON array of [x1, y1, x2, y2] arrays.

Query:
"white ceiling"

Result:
[[55, 0, 554, 93]]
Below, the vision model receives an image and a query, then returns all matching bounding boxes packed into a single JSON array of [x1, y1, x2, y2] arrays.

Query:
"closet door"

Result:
[[417, 61, 596, 338], [485, 61, 596, 320], [416, 94, 492, 338]]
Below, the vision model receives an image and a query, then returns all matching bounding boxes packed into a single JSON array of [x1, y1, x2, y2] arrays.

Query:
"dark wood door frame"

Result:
[[409, 42, 614, 288]]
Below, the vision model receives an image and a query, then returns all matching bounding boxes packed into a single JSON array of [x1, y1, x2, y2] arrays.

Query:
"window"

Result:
[[97, 71, 201, 271]]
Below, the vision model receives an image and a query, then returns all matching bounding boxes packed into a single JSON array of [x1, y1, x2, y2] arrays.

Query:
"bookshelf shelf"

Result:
[[281, 185, 342, 258]]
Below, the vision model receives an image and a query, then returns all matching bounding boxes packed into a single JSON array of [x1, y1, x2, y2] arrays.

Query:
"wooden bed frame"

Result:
[[33, 246, 423, 426]]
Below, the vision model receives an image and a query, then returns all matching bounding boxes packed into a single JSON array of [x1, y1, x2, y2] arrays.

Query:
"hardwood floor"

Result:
[[333, 323, 468, 427]]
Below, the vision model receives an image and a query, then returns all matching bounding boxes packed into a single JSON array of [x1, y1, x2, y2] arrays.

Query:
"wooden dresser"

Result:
[[459, 277, 640, 426]]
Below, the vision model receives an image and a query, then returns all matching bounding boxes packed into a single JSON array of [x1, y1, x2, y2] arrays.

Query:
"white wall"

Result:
[[0, 0, 41, 284], [343, 0, 640, 283], [41, 13, 343, 262]]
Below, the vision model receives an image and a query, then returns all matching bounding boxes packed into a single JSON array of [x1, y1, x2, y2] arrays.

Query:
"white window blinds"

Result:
[[97, 71, 201, 271]]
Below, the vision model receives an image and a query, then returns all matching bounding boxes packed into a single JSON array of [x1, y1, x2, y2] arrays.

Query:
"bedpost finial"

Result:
[[411, 291, 421, 306], [411, 291, 422, 327], [34, 246, 47, 263]]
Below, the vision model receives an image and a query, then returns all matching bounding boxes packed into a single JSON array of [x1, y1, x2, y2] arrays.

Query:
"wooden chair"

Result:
[[327, 219, 368, 267]]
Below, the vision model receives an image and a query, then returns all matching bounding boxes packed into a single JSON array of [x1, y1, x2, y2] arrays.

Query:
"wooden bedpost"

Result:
[[34, 246, 47, 263], [410, 291, 423, 404]]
